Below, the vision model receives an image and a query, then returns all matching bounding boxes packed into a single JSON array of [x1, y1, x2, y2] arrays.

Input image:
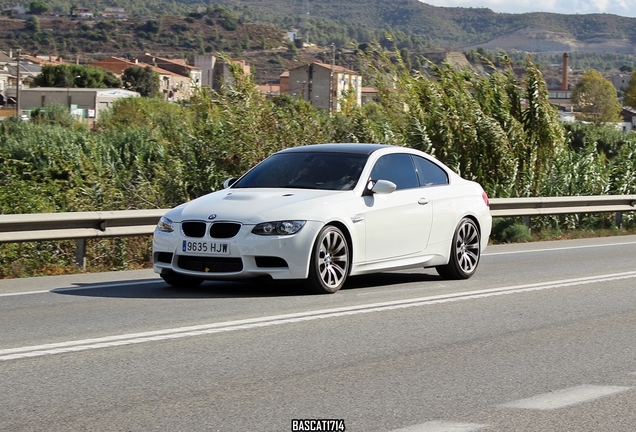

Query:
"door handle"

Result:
[[418, 197, 430, 205]]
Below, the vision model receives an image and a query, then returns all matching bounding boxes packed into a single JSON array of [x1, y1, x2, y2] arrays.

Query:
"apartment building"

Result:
[[90, 57, 191, 101], [193, 55, 251, 93], [286, 62, 361, 111]]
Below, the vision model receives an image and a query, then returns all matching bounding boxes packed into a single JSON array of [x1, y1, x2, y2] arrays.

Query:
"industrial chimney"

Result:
[[562, 53, 569, 90]]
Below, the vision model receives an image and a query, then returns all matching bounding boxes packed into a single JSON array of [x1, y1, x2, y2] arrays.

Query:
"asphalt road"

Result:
[[2, 235, 636, 432]]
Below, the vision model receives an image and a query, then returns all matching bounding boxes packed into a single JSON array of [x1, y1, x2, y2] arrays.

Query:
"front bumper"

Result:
[[152, 221, 323, 280]]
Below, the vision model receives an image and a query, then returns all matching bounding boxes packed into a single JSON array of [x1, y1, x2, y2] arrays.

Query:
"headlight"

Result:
[[157, 216, 175, 233], [252, 220, 306, 236]]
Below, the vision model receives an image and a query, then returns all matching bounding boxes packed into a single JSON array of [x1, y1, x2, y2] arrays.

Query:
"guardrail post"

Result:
[[523, 216, 531, 229], [616, 212, 623, 229], [75, 239, 87, 270]]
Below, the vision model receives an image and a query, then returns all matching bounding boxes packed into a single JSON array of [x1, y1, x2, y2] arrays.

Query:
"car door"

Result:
[[363, 153, 433, 262]]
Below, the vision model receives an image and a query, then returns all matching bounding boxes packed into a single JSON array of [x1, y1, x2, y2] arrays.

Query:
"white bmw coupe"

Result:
[[153, 144, 492, 293]]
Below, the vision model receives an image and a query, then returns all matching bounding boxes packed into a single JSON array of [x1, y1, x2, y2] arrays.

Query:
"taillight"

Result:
[[482, 191, 490, 207]]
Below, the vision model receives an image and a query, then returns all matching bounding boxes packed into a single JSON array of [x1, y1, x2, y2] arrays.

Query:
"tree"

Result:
[[32, 64, 122, 89], [623, 71, 636, 109], [122, 66, 160, 97], [571, 69, 622, 125], [28, 0, 49, 15], [25, 16, 40, 32]]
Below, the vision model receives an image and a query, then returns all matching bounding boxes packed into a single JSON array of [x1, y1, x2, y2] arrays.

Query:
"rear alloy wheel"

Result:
[[304, 225, 350, 294], [160, 272, 204, 288], [436, 218, 481, 280]]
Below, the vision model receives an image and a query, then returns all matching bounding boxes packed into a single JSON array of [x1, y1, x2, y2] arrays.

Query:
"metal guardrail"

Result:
[[489, 195, 636, 217], [0, 209, 166, 243], [489, 195, 636, 229], [0, 209, 167, 268], [1, 195, 635, 268]]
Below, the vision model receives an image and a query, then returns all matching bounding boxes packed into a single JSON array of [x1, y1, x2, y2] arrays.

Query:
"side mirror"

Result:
[[223, 177, 238, 189], [365, 179, 396, 195]]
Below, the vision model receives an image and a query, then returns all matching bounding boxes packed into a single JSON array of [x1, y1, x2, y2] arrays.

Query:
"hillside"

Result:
[[2, 0, 636, 54], [2, 0, 636, 84], [0, 13, 298, 82], [197, 0, 636, 51], [461, 25, 636, 54]]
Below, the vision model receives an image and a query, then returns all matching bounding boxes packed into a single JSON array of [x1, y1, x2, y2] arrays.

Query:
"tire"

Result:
[[436, 218, 481, 280], [161, 272, 204, 288], [304, 225, 350, 294]]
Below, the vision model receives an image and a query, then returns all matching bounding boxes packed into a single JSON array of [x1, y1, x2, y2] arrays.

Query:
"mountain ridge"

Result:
[[1, 0, 635, 54], [205, 0, 636, 51], [460, 25, 636, 54], [1, 0, 635, 84]]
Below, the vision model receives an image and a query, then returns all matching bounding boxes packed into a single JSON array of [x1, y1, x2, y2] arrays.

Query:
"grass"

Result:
[[490, 221, 636, 245]]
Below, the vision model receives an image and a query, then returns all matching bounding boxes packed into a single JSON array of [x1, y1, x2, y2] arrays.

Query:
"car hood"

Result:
[[168, 188, 356, 224]]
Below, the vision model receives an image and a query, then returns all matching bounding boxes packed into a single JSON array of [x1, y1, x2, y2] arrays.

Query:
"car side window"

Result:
[[370, 154, 419, 190], [412, 155, 449, 187]]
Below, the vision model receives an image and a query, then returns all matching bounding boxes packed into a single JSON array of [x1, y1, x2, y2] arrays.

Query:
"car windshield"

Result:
[[232, 152, 368, 190]]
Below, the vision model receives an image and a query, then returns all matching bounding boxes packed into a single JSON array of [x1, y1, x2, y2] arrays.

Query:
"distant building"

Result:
[[0, 64, 12, 109], [361, 87, 379, 105], [17, 88, 139, 126], [1, 6, 25, 16], [137, 53, 202, 97], [193, 55, 216, 90], [21, 54, 65, 66], [90, 56, 192, 101], [193, 55, 251, 93], [279, 71, 289, 94], [611, 72, 632, 92], [138, 54, 201, 81], [102, 7, 128, 18], [549, 90, 573, 113], [213, 59, 250, 93], [0, 51, 41, 108], [72, 8, 93, 18], [287, 32, 298, 42], [621, 106, 636, 132], [256, 84, 280, 97], [286, 62, 361, 112]]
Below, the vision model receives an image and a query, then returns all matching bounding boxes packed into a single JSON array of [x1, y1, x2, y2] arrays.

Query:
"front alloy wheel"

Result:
[[305, 225, 350, 294], [436, 218, 481, 279]]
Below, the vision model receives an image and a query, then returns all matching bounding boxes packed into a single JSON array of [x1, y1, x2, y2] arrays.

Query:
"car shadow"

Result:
[[51, 271, 441, 299], [344, 271, 440, 290]]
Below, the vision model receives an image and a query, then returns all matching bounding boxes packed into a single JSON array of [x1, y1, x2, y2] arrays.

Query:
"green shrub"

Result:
[[2, 47, 636, 278], [491, 218, 532, 243]]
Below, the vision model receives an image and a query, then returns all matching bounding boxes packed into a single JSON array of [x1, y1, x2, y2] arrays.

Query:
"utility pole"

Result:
[[331, 43, 335, 69], [67, 69, 71, 112], [67, 72, 81, 113], [304, 0, 310, 45], [15, 48, 21, 118], [330, 43, 335, 112]]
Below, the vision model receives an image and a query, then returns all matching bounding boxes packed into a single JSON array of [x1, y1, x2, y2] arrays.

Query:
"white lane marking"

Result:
[[500, 385, 631, 410], [0, 280, 161, 298], [483, 240, 636, 256], [390, 421, 488, 432], [2, 271, 636, 362]]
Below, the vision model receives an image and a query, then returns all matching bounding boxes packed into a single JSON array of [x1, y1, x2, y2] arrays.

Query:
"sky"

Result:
[[421, 0, 636, 18]]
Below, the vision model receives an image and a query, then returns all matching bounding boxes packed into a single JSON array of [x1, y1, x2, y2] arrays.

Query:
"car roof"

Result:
[[279, 143, 394, 156]]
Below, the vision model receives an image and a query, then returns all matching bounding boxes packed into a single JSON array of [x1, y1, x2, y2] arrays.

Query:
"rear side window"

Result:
[[412, 155, 449, 187], [370, 154, 419, 190]]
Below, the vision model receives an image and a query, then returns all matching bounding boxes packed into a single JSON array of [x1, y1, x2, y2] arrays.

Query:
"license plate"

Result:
[[182, 240, 230, 255]]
